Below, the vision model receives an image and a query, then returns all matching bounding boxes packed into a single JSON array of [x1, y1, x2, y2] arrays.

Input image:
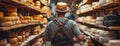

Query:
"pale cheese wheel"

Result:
[[9, 32, 18, 38], [99, 0, 106, 6], [7, 38, 18, 44], [21, 20, 28, 24], [0, 22, 13, 27], [17, 36, 23, 42], [96, 17, 104, 21], [79, 25, 88, 31], [99, 37, 114, 43], [18, 31, 25, 35], [25, 32, 30, 37], [80, 4, 92, 9], [4, 12, 17, 17], [0, 12, 4, 18], [109, 40, 120, 46], [0, 39, 7, 45], [5, 7, 17, 12]]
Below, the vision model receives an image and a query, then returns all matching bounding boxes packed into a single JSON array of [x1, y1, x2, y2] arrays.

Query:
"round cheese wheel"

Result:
[[10, 43, 18, 46], [4, 12, 17, 17], [24, 16, 32, 20], [40, 0, 48, 6], [0, 17, 12, 22], [96, 17, 104, 21], [5, 7, 17, 12], [18, 31, 25, 35], [0, 39, 7, 45], [9, 32, 18, 38], [106, 0, 114, 4], [99, 0, 106, 6], [79, 25, 88, 31], [26, 0, 33, 3], [41, 17, 47, 24], [0, 12, 3, 18], [35, 1, 41, 6], [40, 6, 50, 13], [0, 22, 13, 27], [21, 20, 28, 24], [25, 32, 30, 37], [7, 38, 18, 44], [20, 0, 27, 3], [99, 37, 114, 43], [17, 36, 23, 42]]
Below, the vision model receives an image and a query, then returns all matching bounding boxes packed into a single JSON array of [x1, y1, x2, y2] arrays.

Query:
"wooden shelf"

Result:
[[0, 0, 41, 13], [78, 3, 120, 16], [77, 21, 120, 31], [20, 28, 45, 46], [0, 23, 40, 31]]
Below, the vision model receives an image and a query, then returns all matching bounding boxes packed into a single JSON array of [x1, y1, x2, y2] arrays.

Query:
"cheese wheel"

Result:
[[24, 16, 32, 20], [7, 38, 18, 44], [21, 20, 28, 24], [18, 31, 25, 35], [40, 0, 48, 6], [79, 25, 88, 31], [35, 1, 41, 6], [0, 17, 12, 22], [10, 43, 18, 46], [20, 0, 27, 3], [40, 6, 50, 13], [26, 0, 33, 3], [25, 32, 30, 37], [0, 22, 13, 27], [96, 17, 104, 21], [0, 39, 7, 45], [99, 0, 106, 6], [5, 7, 17, 12], [9, 32, 18, 38], [4, 12, 17, 17], [17, 36, 23, 42], [109, 40, 120, 46], [41, 17, 47, 24], [0, 12, 3, 18]]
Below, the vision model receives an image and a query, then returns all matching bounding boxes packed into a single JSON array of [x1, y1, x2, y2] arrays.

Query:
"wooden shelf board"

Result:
[[0, 23, 39, 31], [77, 21, 120, 31], [0, 0, 40, 13], [78, 3, 120, 16], [20, 28, 45, 46]]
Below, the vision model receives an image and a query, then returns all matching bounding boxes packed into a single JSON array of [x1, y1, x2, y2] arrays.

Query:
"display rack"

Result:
[[78, 3, 120, 16], [0, 0, 41, 13], [0, 23, 41, 31], [20, 28, 45, 46], [77, 21, 120, 31]]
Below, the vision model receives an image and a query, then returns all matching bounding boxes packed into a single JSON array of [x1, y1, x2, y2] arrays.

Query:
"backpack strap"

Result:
[[53, 19, 69, 37]]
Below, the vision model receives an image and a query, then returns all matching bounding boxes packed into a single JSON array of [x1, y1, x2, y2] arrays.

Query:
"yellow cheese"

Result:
[[10, 43, 18, 46], [24, 16, 32, 20], [21, 20, 28, 24], [40, 6, 50, 13], [40, 0, 48, 6], [35, 1, 41, 6], [17, 36, 23, 42], [20, 0, 27, 3], [0, 17, 12, 22], [0, 22, 13, 27], [4, 12, 17, 17], [9, 32, 18, 38], [7, 38, 18, 44], [25, 32, 30, 37], [0, 12, 4, 18], [41, 17, 47, 24], [26, 0, 33, 3]]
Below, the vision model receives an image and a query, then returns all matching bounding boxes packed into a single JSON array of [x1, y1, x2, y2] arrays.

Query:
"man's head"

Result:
[[56, 2, 69, 17]]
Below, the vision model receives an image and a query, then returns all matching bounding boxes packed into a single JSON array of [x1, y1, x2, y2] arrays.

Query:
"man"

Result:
[[66, 9, 77, 21], [42, 2, 84, 46]]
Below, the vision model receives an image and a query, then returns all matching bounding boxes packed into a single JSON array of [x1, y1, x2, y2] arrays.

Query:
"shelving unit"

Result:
[[78, 3, 120, 16], [0, 23, 41, 31], [20, 28, 45, 46], [77, 21, 120, 31], [0, 0, 41, 14]]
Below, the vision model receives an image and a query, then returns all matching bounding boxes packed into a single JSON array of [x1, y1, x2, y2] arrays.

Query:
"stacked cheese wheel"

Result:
[[31, 26, 41, 35], [33, 1, 41, 10], [80, 4, 93, 13]]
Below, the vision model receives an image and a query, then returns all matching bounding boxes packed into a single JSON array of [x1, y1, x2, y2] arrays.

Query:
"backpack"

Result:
[[51, 19, 73, 46]]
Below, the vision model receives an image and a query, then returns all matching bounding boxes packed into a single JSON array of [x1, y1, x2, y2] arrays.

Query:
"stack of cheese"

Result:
[[98, 30, 117, 43], [96, 17, 104, 25], [80, 4, 93, 13], [33, 14, 47, 24], [21, 16, 33, 24], [31, 37, 42, 46], [0, 7, 20, 27], [31, 26, 41, 35], [7, 32, 18, 46], [0, 39, 11, 46], [33, 1, 41, 10]]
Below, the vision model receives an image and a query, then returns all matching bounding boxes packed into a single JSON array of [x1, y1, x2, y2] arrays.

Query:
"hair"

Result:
[[57, 12, 66, 15]]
